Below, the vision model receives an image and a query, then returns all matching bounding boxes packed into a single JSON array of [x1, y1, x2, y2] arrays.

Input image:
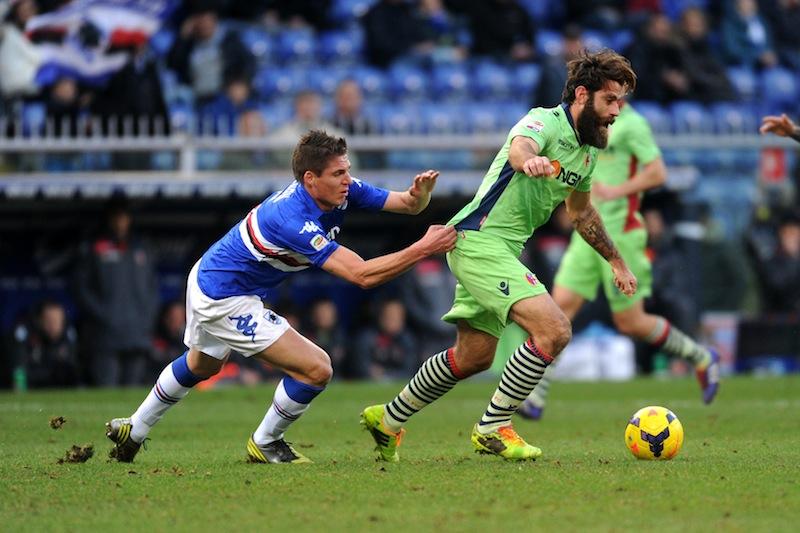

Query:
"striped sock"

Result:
[[526, 366, 553, 408], [644, 318, 711, 368], [130, 351, 203, 443], [253, 376, 325, 446], [383, 348, 463, 433], [479, 339, 553, 433]]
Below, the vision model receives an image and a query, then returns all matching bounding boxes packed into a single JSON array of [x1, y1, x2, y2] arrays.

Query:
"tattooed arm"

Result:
[[565, 189, 638, 296]]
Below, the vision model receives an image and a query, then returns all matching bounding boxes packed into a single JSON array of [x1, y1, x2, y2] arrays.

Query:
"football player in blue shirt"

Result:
[[106, 130, 457, 464]]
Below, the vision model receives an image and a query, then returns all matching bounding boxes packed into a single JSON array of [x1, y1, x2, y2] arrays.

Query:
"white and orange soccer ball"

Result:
[[624, 406, 684, 460]]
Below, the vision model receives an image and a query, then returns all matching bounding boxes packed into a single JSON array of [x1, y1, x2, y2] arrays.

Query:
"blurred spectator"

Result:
[[565, 0, 623, 31], [693, 204, 748, 311], [532, 24, 584, 107], [11, 300, 80, 390], [678, 8, 736, 103], [353, 299, 418, 380], [759, 0, 800, 69], [643, 206, 698, 334], [721, 0, 777, 69], [626, 14, 690, 103], [400, 257, 456, 357], [199, 76, 265, 136], [750, 210, 800, 314], [0, 0, 41, 97], [303, 298, 348, 374], [150, 300, 186, 379], [45, 76, 83, 137], [90, 45, 170, 138], [448, 0, 536, 62], [167, 5, 255, 108], [330, 79, 374, 135], [271, 90, 345, 166], [262, 0, 332, 31], [73, 196, 159, 387], [418, 0, 467, 62], [362, 0, 437, 68]]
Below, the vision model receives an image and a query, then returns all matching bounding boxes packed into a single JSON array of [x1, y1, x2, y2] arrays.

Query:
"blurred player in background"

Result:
[[362, 50, 638, 462], [106, 130, 456, 464], [514, 98, 720, 421]]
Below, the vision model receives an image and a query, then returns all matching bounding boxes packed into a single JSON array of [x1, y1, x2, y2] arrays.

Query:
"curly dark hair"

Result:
[[292, 130, 348, 182], [561, 49, 637, 104]]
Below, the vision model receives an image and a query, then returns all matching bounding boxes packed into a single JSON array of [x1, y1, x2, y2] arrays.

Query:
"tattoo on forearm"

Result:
[[574, 207, 621, 262]]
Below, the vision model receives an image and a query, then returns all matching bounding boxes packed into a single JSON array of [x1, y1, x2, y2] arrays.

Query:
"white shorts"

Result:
[[183, 261, 290, 359]]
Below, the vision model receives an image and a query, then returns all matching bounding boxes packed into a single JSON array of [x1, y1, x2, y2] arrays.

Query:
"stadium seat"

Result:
[[21, 102, 46, 136], [307, 66, 350, 96], [610, 30, 633, 53], [761, 67, 798, 114], [330, 0, 377, 25], [536, 29, 563, 57], [149, 29, 174, 57], [276, 30, 316, 65], [512, 63, 541, 94], [388, 64, 428, 100], [710, 103, 757, 135], [726, 67, 757, 101], [318, 30, 362, 66], [422, 103, 466, 134], [670, 101, 713, 134], [467, 103, 503, 133], [582, 30, 609, 52], [630, 101, 671, 134], [351, 66, 387, 99], [431, 65, 470, 101], [378, 104, 423, 134], [169, 103, 194, 133], [260, 104, 293, 129], [241, 28, 274, 65], [471, 62, 513, 99], [254, 68, 307, 100]]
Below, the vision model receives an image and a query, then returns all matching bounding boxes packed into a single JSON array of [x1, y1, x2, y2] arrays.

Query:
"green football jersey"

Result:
[[592, 103, 661, 231], [448, 104, 598, 252]]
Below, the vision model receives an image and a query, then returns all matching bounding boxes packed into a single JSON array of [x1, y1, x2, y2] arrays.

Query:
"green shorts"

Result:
[[554, 227, 652, 312], [442, 230, 548, 338]]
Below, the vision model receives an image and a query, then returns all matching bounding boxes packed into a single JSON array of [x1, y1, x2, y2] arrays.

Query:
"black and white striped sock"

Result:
[[384, 348, 462, 433], [479, 339, 553, 433]]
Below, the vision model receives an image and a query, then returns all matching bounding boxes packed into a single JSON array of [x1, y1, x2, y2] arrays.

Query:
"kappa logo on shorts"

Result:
[[498, 280, 510, 296], [228, 313, 258, 342]]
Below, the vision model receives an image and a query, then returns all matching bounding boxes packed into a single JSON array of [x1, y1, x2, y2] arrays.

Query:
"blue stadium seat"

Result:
[[610, 30, 633, 53], [388, 64, 428, 100], [582, 30, 609, 52], [468, 103, 503, 133], [260, 105, 293, 129], [330, 0, 377, 25], [378, 104, 423, 134], [241, 28, 274, 65], [669, 101, 713, 134], [471, 62, 513, 99], [318, 30, 362, 65], [536, 30, 563, 57], [761, 67, 798, 113], [254, 68, 307, 100], [726, 67, 757, 101], [169, 103, 194, 133], [276, 30, 316, 65], [22, 102, 46, 136], [501, 102, 530, 128], [513, 63, 541, 94], [351, 66, 387, 99], [630, 101, 670, 134], [149, 28, 174, 57], [422, 103, 466, 134], [710, 103, 757, 134], [307, 67, 350, 96], [431, 65, 470, 101]]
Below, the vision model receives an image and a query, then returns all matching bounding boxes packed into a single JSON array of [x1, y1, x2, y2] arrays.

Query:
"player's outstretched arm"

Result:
[[592, 157, 666, 201], [760, 114, 800, 143], [382, 170, 439, 215], [565, 189, 637, 296], [321, 225, 457, 289]]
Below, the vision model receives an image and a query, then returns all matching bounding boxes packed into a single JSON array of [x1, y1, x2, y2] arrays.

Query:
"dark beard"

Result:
[[576, 97, 610, 148]]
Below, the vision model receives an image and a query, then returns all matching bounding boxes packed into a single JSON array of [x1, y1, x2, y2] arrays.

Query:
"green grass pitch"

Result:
[[1, 376, 798, 532]]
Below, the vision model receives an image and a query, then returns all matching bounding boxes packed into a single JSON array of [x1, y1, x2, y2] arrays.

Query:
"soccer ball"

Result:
[[624, 406, 684, 460]]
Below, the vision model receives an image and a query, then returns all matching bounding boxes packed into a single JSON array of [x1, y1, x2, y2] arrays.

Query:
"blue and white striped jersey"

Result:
[[197, 178, 389, 300]]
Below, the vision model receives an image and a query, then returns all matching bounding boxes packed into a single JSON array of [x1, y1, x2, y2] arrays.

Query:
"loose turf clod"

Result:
[[49, 416, 66, 430], [57, 444, 94, 464]]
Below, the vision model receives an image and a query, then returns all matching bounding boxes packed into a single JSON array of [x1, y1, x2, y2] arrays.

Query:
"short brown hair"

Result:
[[292, 130, 348, 181], [561, 49, 637, 104]]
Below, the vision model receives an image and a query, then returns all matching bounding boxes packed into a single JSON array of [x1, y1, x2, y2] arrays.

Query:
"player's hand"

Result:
[[591, 183, 622, 202], [417, 224, 457, 255], [521, 156, 555, 177], [611, 260, 637, 297], [409, 169, 439, 198], [760, 114, 796, 137]]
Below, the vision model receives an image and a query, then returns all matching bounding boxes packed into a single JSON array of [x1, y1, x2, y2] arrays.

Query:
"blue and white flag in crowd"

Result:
[[25, 0, 177, 87]]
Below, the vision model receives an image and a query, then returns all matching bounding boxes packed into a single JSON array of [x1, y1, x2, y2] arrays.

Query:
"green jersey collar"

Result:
[[561, 102, 583, 146]]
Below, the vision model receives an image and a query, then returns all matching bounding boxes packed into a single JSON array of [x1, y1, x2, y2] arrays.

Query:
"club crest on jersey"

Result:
[[526, 120, 545, 132], [310, 234, 329, 250], [584, 153, 592, 168], [229, 314, 258, 342], [300, 221, 322, 234], [526, 272, 539, 286]]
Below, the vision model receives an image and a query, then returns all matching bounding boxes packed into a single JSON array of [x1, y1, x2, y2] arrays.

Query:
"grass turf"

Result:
[[1, 375, 798, 532]]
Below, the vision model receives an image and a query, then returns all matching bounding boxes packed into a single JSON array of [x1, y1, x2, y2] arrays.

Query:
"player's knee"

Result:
[[612, 315, 639, 338], [457, 349, 493, 375], [306, 353, 333, 386], [549, 317, 572, 355]]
